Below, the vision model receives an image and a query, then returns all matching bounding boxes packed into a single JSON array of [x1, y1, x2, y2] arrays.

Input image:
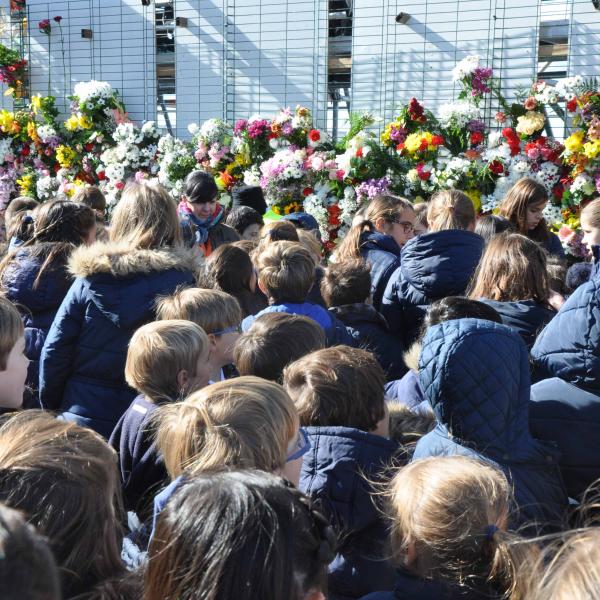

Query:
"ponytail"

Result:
[[427, 190, 475, 232]]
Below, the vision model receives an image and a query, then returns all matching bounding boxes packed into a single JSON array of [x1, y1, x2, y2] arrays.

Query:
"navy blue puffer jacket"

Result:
[[358, 231, 401, 310], [529, 276, 600, 498], [329, 303, 407, 380], [381, 230, 484, 345], [1, 243, 73, 400], [39, 243, 200, 438], [300, 426, 398, 600], [413, 319, 568, 529]]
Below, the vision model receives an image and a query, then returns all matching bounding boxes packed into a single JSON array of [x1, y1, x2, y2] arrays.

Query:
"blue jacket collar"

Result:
[[360, 231, 401, 256]]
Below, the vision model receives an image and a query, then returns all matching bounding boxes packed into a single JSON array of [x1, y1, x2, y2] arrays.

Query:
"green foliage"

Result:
[[337, 112, 375, 151], [0, 43, 22, 67]]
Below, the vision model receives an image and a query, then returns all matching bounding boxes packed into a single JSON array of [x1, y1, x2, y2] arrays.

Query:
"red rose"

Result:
[[470, 131, 484, 145], [431, 135, 444, 146], [53, 16, 62, 23], [115, 181, 125, 190], [566, 97, 577, 113], [302, 187, 313, 197], [267, 132, 278, 140], [489, 160, 504, 175], [84, 143, 94, 152], [97, 171, 106, 181], [308, 129, 321, 142], [419, 138, 429, 151], [20, 145, 29, 157], [355, 147, 363, 158]]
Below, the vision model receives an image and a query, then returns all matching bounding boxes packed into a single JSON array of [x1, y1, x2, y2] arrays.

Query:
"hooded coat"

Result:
[[413, 319, 568, 529], [39, 242, 200, 438], [381, 230, 484, 345], [529, 276, 600, 498]]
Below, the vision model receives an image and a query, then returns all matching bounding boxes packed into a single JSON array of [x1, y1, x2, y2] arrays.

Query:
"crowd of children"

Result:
[[0, 169, 598, 599]]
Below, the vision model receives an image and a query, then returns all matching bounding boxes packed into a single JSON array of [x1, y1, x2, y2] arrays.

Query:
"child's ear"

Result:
[[207, 333, 218, 350], [176, 369, 189, 391], [257, 278, 268, 296]]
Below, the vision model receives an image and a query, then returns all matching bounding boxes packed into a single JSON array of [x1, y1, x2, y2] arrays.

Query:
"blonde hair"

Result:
[[386, 456, 537, 600], [156, 287, 242, 335], [0, 297, 23, 371], [155, 376, 298, 478], [125, 320, 209, 402], [297, 229, 322, 264], [581, 198, 600, 228], [256, 241, 315, 303], [468, 233, 550, 304], [109, 182, 181, 249], [427, 190, 475, 232], [336, 194, 414, 260], [530, 528, 600, 600], [497, 178, 549, 242]]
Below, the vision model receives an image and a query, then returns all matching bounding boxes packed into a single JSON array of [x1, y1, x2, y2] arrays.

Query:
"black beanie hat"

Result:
[[231, 185, 267, 215], [185, 170, 219, 203]]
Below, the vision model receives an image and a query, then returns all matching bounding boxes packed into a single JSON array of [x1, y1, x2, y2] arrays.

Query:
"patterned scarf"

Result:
[[178, 201, 224, 245]]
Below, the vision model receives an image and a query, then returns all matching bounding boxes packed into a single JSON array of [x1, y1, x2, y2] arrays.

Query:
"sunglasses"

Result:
[[211, 324, 242, 336], [391, 219, 415, 233], [286, 428, 311, 462]]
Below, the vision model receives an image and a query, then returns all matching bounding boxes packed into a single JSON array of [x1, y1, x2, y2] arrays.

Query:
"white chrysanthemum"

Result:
[[452, 55, 480, 82], [543, 204, 563, 225], [73, 80, 114, 103], [437, 100, 482, 128]]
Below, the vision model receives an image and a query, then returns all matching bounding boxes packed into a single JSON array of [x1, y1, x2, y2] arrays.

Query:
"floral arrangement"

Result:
[[0, 44, 27, 91]]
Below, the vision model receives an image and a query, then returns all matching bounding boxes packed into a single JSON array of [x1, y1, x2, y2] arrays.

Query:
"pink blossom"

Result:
[[311, 156, 325, 171], [324, 159, 337, 170]]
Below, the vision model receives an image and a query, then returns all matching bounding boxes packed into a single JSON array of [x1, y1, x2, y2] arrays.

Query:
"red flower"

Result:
[[431, 135, 444, 146], [267, 132, 278, 140], [396, 143, 405, 152], [489, 160, 504, 175], [524, 96, 537, 111], [302, 187, 313, 197], [335, 169, 345, 181], [355, 147, 363, 158], [408, 97, 426, 122], [470, 131, 484, 145], [97, 171, 106, 181], [53, 16, 62, 23], [38, 19, 51, 34], [84, 143, 94, 152], [328, 204, 341, 226], [502, 127, 518, 141], [419, 138, 429, 151], [20, 145, 30, 157], [416, 163, 431, 181], [308, 129, 321, 142], [115, 181, 125, 190], [566, 97, 578, 113]]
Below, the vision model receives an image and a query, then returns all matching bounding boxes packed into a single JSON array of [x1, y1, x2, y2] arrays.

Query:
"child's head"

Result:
[[110, 182, 181, 249], [565, 262, 592, 294], [336, 194, 415, 260], [155, 376, 302, 485], [157, 287, 242, 369], [29, 198, 96, 246], [126, 320, 210, 403], [225, 206, 264, 240], [0, 503, 60, 600], [0, 298, 27, 410], [498, 177, 549, 240], [386, 456, 534, 599], [474, 214, 515, 244], [261, 220, 300, 243], [145, 471, 332, 600], [580, 198, 600, 255], [5, 196, 38, 241], [546, 254, 567, 295], [284, 346, 388, 435], [234, 312, 326, 382], [72, 185, 107, 217], [204, 243, 256, 295], [469, 233, 549, 304], [0, 412, 124, 598], [427, 190, 476, 233], [423, 296, 503, 331], [297, 229, 323, 265], [320, 259, 371, 307], [256, 241, 316, 304], [413, 202, 429, 235]]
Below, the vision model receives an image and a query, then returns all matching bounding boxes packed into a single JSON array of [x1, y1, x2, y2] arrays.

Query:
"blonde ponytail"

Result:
[[427, 190, 475, 232]]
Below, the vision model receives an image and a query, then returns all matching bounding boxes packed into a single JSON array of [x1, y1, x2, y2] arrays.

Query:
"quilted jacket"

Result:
[[358, 231, 401, 310], [592, 245, 600, 280], [380, 230, 484, 346], [413, 319, 568, 529], [300, 426, 398, 600], [529, 276, 600, 498], [1, 243, 73, 402], [329, 303, 407, 381], [39, 242, 200, 438]]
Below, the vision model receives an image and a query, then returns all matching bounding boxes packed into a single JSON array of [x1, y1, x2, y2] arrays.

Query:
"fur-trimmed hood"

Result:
[[69, 242, 203, 279]]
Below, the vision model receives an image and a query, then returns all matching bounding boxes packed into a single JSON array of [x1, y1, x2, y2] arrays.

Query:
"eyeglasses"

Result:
[[286, 428, 311, 462], [391, 219, 415, 233], [211, 324, 242, 336]]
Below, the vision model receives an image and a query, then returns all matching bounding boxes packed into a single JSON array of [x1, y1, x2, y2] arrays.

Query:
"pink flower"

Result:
[[324, 159, 336, 170], [495, 112, 506, 123], [524, 97, 537, 111], [311, 156, 325, 171], [38, 19, 51, 34], [336, 169, 345, 181], [115, 181, 125, 190]]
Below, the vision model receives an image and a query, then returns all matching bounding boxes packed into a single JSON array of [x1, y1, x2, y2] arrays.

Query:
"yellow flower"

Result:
[[31, 95, 42, 114], [78, 115, 93, 129], [404, 133, 423, 155], [564, 130, 585, 153], [66, 179, 85, 198], [515, 111, 545, 136], [0, 110, 15, 132], [16, 174, 34, 196], [56, 145, 77, 169], [27, 121, 39, 143], [583, 139, 600, 159], [65, 115, 80, 131]]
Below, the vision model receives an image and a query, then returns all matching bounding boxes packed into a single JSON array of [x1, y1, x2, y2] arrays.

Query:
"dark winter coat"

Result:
[[109, 395, 167, 519], [479, 299, 555, 349], [592, 245, 600, 280], [413, 319, 568, 529], [241, 301, 354, 347], [329, 303, 407, 381], [381, 230, 484, 346], [39, 242, 200, 438], [385, 371, 430, 415], [543, 231, 565, 258], [530, 276, 600, 498], [300, 426, 399, 600], [358, 231, 401, 310], [181, 216, 239, 255], [1, 243, 73, 402]]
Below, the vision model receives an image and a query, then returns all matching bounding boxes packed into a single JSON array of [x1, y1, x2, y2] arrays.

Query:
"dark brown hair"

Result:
[[427, 190, 475, 232], [321, 259, 372, 307], [283, 345, 386, 431], [234, 313, 326, 382], [4, 197, 38, 242], [72, 185, 107, 213], [468, 233, 550, 304], [498, 178, 550, 242]]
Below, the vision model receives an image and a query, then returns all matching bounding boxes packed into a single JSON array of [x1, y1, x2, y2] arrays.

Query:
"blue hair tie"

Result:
[[22, 215, 33, 225], [485, 524, 499, 542]]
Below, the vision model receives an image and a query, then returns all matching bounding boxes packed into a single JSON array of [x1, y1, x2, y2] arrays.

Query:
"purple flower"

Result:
[[467, 119, 486, 133], [282, 122, 293, 136], [357, 177, 391, 199], [389, 124, 408, 143], [595, 173, 600, 195], [471, 67, 493, 95], [234, 119, 248, 135]]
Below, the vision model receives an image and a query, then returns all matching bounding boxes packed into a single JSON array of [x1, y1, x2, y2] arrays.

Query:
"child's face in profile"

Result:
[[187, 346, 212, 393], [0, 336, 28, 409], [213, 330, 241, 367]]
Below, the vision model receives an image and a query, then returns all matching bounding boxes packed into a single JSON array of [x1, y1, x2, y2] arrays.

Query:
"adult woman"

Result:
[[335, 195, 416, 310], [178, 170, 239, 256], [1, 200, 96, 403], [498, 178, 565, 258], [40, 182, 202, 438]]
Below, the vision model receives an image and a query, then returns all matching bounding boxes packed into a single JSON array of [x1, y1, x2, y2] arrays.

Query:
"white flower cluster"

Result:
[[243, 166, 261, 187], [197, 118, 232, 145], [337, 185, 359, 239], [532, 81, 559, 105], [452, 55, 480, 82], [543, 203, 563, 226], [302, 182, 332, 241], [433, 156, 472, 188], [260, 148, 306, 183], [336, 132, 372, 176], [555, 76, 584, 100], [36, 125, 57, 144], [36, 174, 59, 201], [0, 138, 13, 165], [531, 162, 560, 193], [156, 134, 191, 197], [73, 80, 114, 103], [437, 101, 482, 129]]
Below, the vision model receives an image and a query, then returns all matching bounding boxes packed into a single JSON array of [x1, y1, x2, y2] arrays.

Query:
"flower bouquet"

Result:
[[0, 44, 27, 92]]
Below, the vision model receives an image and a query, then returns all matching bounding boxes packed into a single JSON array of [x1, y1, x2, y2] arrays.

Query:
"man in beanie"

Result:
[[178, 170, 239, 256]]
